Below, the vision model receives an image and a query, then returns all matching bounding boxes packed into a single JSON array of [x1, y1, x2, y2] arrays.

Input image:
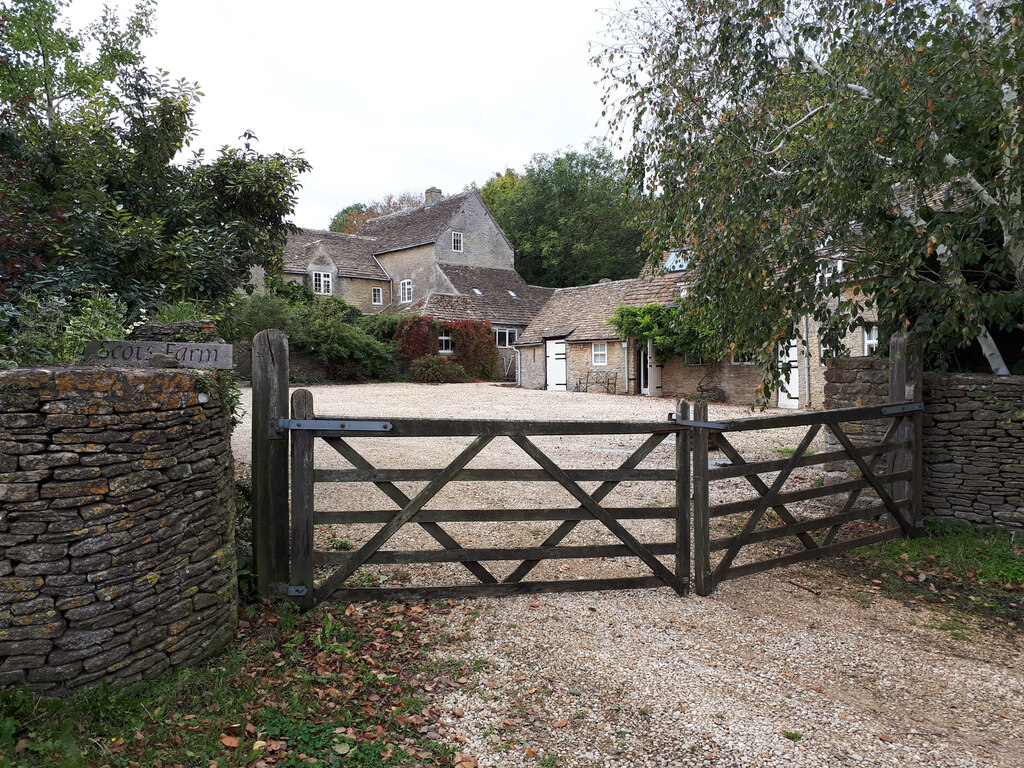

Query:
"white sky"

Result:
[[65, 0, 621, 230]]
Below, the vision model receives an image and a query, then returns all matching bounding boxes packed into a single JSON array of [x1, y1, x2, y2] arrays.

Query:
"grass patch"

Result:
[[833, 518, 1024, 630], [0, 602, 458, 767]]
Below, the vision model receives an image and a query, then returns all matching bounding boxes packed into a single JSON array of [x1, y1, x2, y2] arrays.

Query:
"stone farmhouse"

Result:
[[279, 188, 553, 376], [516, 253, 878, 407]]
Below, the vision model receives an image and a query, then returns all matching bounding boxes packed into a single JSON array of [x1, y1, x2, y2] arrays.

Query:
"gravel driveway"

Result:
[[231, 382, 1023, 768]]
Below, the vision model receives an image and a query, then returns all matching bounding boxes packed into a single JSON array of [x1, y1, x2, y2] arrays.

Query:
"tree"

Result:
[[0, 0, 154, 128], [480, 146, 647, 287], [596, 0, 1024, 380], [329, 192, 423, 233], [0, 1, 310, 312]]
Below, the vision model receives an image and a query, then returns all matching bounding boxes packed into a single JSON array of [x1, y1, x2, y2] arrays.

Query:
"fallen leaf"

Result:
[[219, 734, 240, 749], [345, 604, 356, 616], [15, 739, 27, 754], [333, 743, 351, 755], [554, 718, 569, 728], [878, 734, 895, 743]]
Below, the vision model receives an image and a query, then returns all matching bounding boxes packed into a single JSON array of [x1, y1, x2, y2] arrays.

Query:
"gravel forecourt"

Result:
[[232, 382, 1023, 768]]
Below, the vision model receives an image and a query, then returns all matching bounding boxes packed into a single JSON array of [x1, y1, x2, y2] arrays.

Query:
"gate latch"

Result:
[[269, 419, 393, 439], [270, 584, 309, 597]]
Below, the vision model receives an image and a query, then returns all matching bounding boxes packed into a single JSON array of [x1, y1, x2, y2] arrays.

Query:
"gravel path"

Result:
[[232, 382, 1023, 768]]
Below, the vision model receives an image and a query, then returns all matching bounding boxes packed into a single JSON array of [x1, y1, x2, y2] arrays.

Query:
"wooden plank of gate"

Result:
[[711, 422, 822, 584], [330, 577, 667, 603], [712, 433, 820, 551], [503, 431, 668, 584], [313, 434, 494, 605], [290, 390, 316, 609], [692, 401, 712, 596], [510, 434, 689, 596], [827, 421, 914, 534], [675, 401, 691, 593], [251, 329, 290, 597], [322, 436, 498, 584]]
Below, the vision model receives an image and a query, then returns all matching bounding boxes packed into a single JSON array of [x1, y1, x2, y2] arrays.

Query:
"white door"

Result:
[[545, 339, 566, 391], [778, 341, 800, 408], [637, 344, 650, 395], [649, 340, 663, 397]]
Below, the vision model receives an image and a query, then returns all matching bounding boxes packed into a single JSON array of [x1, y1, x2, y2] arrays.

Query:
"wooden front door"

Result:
[[545, 339, 567, 391]]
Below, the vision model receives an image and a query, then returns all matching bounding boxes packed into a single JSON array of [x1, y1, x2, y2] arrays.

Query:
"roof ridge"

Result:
[[300, 228, 378, 242], [362, 190, 473, 225]]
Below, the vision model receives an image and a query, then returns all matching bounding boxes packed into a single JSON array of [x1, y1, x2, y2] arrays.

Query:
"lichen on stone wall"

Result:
[[0, 367, 237, 694]]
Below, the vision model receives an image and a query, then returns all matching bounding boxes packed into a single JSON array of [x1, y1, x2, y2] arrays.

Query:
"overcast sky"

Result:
[[65, 0, 622, 230]]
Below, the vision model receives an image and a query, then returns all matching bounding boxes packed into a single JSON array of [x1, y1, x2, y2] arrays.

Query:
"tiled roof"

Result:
[[283, 229, 387, 280], [516, 279, 633, 345], [402, 265, 554, 326], [356, 191, 475, 254], [624, 268, 692, 306]]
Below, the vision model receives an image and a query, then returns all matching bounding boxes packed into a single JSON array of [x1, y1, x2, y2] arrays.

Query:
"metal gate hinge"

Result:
[[270, 584, 309, 597], [269, 418, 393, 439]]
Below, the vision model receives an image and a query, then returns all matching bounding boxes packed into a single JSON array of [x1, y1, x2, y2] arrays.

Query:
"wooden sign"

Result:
[[82, 340, 234, 370]]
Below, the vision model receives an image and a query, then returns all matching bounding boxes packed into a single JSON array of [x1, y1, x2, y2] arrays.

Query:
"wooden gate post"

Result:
[[252, 329, 291, 596], [888, 332, 923, 535], [290, 389, 315, 610], [675, 400, 691, 595], [692, 400, 712, 596]]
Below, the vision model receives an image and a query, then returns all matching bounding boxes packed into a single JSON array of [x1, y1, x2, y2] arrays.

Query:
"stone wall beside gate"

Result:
[[825, 359, 1024, 530], [0, 367, 237, 693]]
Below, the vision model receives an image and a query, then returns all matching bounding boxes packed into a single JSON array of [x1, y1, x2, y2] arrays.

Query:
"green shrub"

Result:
[[151, 298, 219, 324], [218, 291, 297, 341], [358, 312, 410, 343], [289, 298, 393, 379], [0, 287, 134, 367], [411, 354, 468, 383]]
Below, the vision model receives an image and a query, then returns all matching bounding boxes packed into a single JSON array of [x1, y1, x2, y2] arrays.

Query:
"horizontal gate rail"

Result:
[[314, 468, 676, 483], [314, 507, 678, 524], [332, 577, 668, 603], [316, 542, 677, 565], [284, 394, 692, 607], [297, 417, 682, 438]]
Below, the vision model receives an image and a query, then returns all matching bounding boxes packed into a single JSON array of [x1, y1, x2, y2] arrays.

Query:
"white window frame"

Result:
[[452, 231, 463, 252], [312, 271, 332, 295], [730, 349, 756, 365], [399, 279, 412, 303], [818, 258, 844, 287], [495, 328, 518, 348], [371, 286, 383, 305], [438, 333, 454, 354], [592, 342, 608, 366], [864, 325, 879, 355]]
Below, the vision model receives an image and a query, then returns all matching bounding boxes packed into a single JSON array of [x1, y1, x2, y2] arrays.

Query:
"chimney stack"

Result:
[[424, 186, 442, 205]]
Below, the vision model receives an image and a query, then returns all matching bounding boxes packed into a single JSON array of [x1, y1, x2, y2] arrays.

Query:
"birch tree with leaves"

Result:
[[596, 0, 1024, 382]]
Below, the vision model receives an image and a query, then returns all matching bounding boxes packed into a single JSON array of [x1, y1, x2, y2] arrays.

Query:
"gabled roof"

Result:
[[516, 279, 633, 345], [402, 265, 554, 326], [356, 191, 476, 255], [283, 229, 387, 280]]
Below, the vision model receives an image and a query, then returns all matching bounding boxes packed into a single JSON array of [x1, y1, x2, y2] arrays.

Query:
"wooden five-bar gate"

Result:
[[251, 330, 924, 608]]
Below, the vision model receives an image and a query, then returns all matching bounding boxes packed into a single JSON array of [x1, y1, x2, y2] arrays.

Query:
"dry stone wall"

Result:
[[0, 367, 237, 693], [824, 358, 1024, 529]]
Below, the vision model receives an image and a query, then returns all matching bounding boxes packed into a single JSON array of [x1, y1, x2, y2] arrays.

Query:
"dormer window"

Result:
[[452, 232, 463, 252], [400, 279, 413, 303], [312, 271, 332, 295], [664, 251, 689, 271]]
